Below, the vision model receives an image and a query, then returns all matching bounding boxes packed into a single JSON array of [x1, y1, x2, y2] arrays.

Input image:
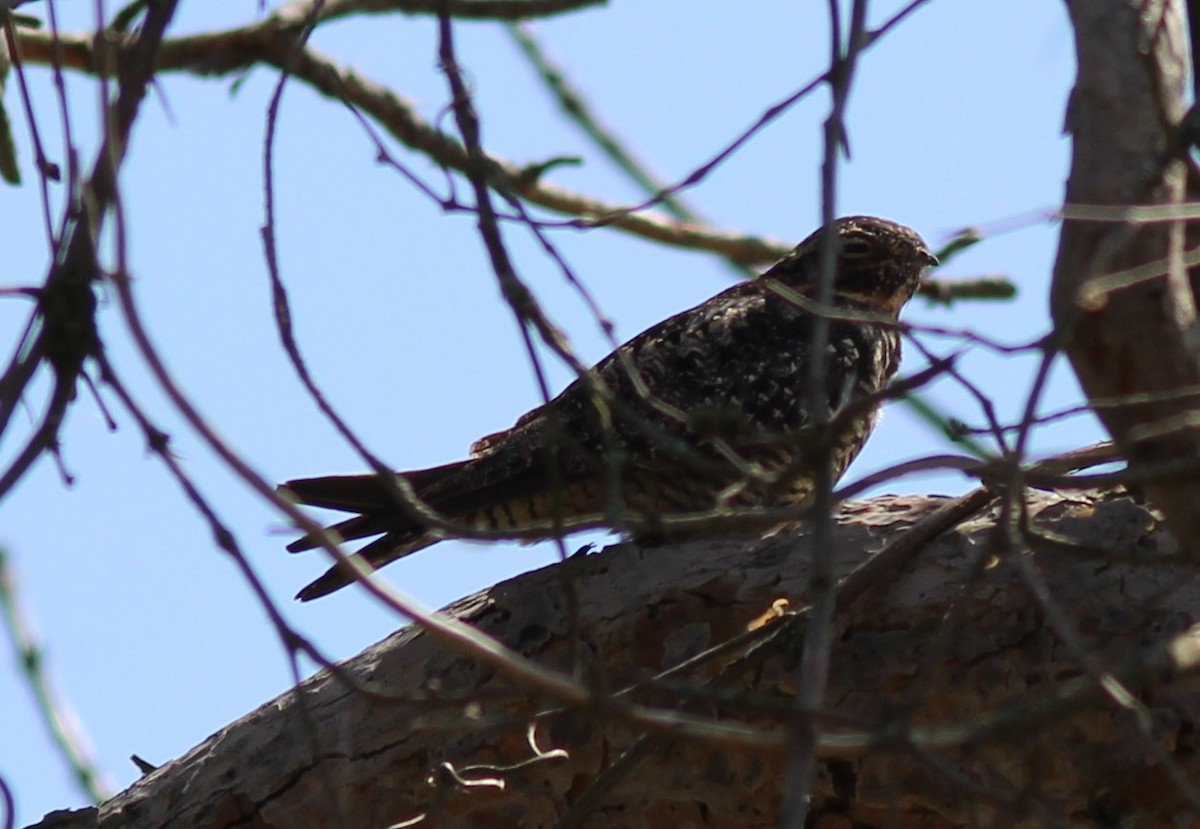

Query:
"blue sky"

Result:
[[0, 2, 1085, 824]]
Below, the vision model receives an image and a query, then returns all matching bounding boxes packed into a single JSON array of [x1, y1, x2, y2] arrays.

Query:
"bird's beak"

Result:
[[922, 250, 940, 268]]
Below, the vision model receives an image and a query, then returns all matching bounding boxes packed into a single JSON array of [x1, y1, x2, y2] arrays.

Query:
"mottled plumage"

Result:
[[283, 216, 936, 600]]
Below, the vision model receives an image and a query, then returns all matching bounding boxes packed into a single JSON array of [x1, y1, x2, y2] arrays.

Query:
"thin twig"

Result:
[[780, 3, 869, 824], [505, 21, 754, 282]]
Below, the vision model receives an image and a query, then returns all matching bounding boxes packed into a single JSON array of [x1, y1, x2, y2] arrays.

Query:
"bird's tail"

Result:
[[281, 460, 468, 601]]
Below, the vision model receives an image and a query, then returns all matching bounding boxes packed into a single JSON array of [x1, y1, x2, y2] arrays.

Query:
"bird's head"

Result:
[[765, 216, 937, 318]]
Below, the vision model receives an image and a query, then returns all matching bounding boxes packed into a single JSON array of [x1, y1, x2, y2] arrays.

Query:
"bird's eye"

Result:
[[841, 239, 874, 258]]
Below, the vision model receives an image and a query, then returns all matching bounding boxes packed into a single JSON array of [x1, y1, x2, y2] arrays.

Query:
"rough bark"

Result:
[[1053, 0, 1200, 555], [27, 491, 1200, 829]]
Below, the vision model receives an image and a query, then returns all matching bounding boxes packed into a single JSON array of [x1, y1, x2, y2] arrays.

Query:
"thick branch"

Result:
[[26, 492, 1200, 829]]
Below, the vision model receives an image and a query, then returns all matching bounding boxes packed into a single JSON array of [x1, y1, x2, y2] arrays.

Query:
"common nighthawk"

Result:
[[283, 216, 936, 600]]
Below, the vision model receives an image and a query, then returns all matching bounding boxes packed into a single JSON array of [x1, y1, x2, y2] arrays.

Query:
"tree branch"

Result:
[[8, 21, 1013, 303], [25, 492, 1200, 829]]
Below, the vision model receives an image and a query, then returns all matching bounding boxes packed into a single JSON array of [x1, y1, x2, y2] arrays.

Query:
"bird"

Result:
[[282, 216, 937, 600]]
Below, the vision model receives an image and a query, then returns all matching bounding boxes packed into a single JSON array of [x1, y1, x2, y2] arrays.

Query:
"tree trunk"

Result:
[[27, 491, 1200, 829], [1053, 0, 1200, 556]]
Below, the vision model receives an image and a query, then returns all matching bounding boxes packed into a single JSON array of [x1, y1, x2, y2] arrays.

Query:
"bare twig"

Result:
[[781, 3, 869, 825]]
